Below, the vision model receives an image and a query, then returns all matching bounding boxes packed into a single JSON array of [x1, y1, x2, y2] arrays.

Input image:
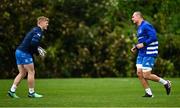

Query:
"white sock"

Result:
[[10, 84, 17, 92], [145, 88, 152, 95], [29, 88, 35, 94], [159, 78, 167, 85]]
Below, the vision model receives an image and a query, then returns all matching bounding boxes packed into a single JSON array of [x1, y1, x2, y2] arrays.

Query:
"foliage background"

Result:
[[0, 0, 179, 78]]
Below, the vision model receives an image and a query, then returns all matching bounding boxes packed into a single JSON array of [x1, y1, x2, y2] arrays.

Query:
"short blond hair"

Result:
[[37, 16, 49, 24]]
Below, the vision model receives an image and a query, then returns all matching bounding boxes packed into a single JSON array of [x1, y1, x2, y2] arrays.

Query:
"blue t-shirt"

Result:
[[137, 20, 158, 57], [17, 26, 43, 54]]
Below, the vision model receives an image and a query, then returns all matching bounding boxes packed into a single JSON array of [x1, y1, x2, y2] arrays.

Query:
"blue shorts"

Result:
[[136, 56, 156, 72], [15, 49, 33, 65]]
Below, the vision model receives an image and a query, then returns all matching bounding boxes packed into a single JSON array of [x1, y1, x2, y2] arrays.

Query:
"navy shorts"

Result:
[[15, 49, 33, 65]]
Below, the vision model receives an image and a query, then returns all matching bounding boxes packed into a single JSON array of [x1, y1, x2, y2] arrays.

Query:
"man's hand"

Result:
[[38, 46, 46, 58], [131, 43, 145, 54], [131, 46, 137, 54]]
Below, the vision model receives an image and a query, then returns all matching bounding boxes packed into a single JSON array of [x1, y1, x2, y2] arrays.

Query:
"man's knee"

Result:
[[137, 70, 143, 79], [18, 72, 26, 77], [142, 67, 152, 79], [27, 70, 35, 76], [143, 72, 151, 79]]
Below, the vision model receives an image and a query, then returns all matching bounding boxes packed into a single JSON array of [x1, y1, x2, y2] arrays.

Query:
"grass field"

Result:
[[0, 78, 179, 107]]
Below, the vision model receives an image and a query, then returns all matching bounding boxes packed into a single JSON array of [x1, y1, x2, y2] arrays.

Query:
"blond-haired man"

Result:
[[8, 16, 49, 98]]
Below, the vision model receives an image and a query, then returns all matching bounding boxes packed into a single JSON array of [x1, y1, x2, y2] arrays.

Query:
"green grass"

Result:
[[0, 78, 179, 107]]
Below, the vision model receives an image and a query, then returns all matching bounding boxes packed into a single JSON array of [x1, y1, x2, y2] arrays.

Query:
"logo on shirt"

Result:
[[138, 29, 142, 34], [37, 33, 41, 37]]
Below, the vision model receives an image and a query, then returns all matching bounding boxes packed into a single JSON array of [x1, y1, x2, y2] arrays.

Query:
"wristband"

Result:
[[143, 42, 147, 46]]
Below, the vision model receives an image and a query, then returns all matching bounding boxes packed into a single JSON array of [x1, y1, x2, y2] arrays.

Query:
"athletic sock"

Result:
[[29, 88, 35, 94], [159, 78, 168, 85], [145, 88, 152, 95], [10, 84, 17, 92]]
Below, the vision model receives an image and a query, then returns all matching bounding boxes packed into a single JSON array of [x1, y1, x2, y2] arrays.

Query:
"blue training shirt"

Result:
[[17, 26, 43, 54], [137, 20, 158, 57]]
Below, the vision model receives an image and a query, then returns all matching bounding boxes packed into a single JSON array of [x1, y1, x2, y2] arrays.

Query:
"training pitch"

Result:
[[0, 78, 179, 107]]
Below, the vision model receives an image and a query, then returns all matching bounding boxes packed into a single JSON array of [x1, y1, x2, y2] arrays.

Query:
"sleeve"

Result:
[[30, 32, 41, 47], [29, 30, 42, 54], [143, 25, 157, 46]]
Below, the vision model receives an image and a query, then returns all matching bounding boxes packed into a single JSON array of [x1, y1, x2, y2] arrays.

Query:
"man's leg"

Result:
[[24, 63, 43, 98], [137, 68, 149, 89], [137, 68, 153, 97], [13, 65, 27, 87], [24, 63, 35, 90], [143, 71, 171, 95], [143, 71, 160, 82], [8, 65, 27, 98]]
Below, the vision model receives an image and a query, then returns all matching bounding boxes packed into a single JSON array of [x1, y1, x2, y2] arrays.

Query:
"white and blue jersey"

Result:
[[15, 27, 43, 65], [137, 20, 158, 57], [136, 21, 158, 71]]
